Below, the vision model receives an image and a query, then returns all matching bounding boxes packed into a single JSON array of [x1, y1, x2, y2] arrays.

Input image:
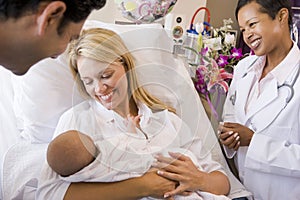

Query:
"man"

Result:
[[0, 0, 106, 75]]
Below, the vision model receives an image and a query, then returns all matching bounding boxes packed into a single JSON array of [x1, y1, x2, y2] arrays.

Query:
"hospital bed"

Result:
[[0, 20, 252, 200]]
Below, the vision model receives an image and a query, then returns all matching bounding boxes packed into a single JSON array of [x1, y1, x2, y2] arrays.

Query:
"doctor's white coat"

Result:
[[222, 43, 300, 200]]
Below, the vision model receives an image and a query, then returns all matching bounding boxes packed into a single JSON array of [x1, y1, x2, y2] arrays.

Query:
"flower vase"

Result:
[[199, 93, 214, 120], [198, 90, 226, 129]]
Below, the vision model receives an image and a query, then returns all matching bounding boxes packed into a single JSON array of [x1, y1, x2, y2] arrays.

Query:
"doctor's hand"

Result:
[[218, 122, 254, 150]]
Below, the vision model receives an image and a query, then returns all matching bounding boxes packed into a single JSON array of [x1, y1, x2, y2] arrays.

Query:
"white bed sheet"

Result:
[[0, 67, 20, 200], [2, 142, 47, 200]]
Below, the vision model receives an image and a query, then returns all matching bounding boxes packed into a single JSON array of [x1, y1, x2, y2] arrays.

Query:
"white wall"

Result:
[[206, 0, 240, 46], [87, 0, 116, 23], [171, 0, 207, 27], [206, 0, 239, 31], [88, 0, 207, 26]]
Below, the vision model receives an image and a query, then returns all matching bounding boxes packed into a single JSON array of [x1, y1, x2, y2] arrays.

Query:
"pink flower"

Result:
[[217, 54, 229, 67], [199, 47, 209, 56], [195, 65, 208, 94], [202, 59, 233, 93], [199, 47, 209, 64], [230, 48, 243, 59]]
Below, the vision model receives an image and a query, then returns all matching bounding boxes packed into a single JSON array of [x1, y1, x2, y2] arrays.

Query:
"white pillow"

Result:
[[82, 20, 173, 52], [0, 66, 20, 199], [0, 67, 19, 153], [11, 54, 84, 143]]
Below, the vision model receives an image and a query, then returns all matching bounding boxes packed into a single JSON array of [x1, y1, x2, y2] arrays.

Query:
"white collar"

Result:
[[91, 100, 115, 123], [272, 42, 300, 85], [248, 42, 300, 85], [91, 100, 160, 125]]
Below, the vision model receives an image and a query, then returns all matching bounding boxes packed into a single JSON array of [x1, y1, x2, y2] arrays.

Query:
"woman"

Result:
[[219, 0, 300, 199], [37, 28, 230, 200]]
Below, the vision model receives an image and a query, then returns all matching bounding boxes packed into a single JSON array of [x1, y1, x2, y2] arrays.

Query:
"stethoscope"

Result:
[[278, 62, 300, 104], [230, 59, 300, 106]]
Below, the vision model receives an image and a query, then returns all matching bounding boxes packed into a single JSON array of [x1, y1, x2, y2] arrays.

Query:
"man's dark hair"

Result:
[[0, 0, 106, 32], [235, 0, 293, 30]]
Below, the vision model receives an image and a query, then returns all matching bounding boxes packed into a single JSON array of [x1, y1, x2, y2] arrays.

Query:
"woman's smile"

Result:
[[98, 90, 114, 101]]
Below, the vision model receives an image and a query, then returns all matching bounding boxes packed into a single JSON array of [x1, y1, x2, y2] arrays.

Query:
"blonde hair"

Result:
[[68, 28, 176, 113]]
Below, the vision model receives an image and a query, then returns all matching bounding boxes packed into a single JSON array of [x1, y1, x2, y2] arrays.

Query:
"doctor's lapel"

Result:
[[246, 79, 287, 132], [235, 71, 256, 121]]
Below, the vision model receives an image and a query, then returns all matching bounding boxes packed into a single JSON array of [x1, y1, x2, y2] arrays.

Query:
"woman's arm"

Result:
[[64, 170, 176, 200], [37, 163, 176, 200]]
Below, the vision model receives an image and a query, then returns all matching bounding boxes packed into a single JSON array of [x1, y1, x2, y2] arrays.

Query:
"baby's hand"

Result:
[[125, 114, 141, 133]]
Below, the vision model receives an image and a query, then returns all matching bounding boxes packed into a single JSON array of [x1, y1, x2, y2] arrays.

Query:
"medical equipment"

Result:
[[184, 7, 211, 64], [229, 90, 236, 106], [164, 13, 188, 55], [277, 62, 300, 104]]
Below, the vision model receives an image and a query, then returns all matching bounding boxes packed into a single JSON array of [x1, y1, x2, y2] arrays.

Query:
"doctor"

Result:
[[219, 0, 300, 199]]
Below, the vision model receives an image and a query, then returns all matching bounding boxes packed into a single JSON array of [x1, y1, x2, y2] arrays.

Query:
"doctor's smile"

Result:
[[249, 38, 261, 49]]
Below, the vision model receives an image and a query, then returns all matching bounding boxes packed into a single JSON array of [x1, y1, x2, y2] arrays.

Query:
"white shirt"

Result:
[[36, 100, 226, 200], [245, 52, 297, 115]]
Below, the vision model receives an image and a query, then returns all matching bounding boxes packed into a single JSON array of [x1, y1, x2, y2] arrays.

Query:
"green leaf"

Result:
[[207, 63, 212, 70], [188, 63, 199, 67], [184, 46, 199, 55], [203, 56, 211, 63]]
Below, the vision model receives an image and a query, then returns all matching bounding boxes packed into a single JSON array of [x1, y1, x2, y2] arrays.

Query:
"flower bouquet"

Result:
[[186, 18, 247, 120]]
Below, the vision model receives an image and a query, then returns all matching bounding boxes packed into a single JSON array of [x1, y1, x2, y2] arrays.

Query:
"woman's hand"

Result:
[[152, 152, 206, 198], [218, 122, 254, 150], [139, 169, 177, 199]]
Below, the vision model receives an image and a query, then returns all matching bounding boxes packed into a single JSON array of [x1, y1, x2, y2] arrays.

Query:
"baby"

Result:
[[47, 130, 98, 177], [47, 115, 140, 177]]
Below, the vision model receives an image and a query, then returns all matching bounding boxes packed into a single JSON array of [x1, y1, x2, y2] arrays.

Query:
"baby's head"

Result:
[[47, 130, 98, 177]]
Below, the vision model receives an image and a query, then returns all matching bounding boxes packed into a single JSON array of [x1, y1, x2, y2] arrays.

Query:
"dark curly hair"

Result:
[[0, 0, 105, 32], [235, 0, 293, 30]]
